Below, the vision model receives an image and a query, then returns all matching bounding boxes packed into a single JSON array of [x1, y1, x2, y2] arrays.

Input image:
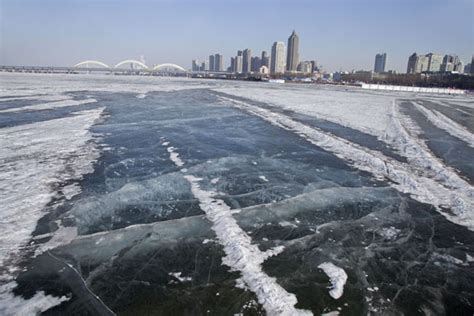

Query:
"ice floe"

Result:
[[318, 262, 348, 299]]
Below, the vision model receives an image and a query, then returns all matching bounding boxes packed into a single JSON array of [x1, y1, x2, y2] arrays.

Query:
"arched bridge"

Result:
[[73, 60, 186, 72]]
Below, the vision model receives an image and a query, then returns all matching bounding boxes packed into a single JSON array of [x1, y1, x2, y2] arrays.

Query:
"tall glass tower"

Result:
[[286, 30, 299, 72]]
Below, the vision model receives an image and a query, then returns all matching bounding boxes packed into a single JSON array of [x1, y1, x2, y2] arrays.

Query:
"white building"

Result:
[[271, 41, 285, 74]]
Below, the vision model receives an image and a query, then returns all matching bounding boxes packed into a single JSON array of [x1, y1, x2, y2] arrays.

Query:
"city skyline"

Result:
[[1, 0, 473, 72]]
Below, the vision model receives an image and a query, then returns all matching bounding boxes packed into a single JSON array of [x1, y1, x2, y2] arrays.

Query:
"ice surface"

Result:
[[0, 108, 103, 267], [219, 96, 474, 230], [0, 72, 216, 98], [0, 281, 70, 316], [0, 98, 97, 113], [214, 85, 397, 138], [160, 140, 312, 315], [1, 73, 473, 315], [318, 262, 348, 299], [412, 101, 474, 148]]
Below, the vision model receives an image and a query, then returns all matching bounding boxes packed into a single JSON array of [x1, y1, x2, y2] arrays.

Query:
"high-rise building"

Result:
[[235, 55, 243, 73], [470, 55, 474, 74], [261, 51, 270, 68], [242, 49, 252, 73], [237, 50, 243, 57], [416, 55, 430, 73], [230, 57, 235, 72], [286, 30, 299, 72], [271, 41, 285, 74], [192, 60, 199, 71], [297, 61, 313, 73], [310, 60, 317, 73], [465, 63, 472, 74], [426, 53, 443, 72], [209, 55, 215, 72], [374, 53, 387, 73], [407, 53, 418, 74], [200, 61, 207, 71], [214, 54, 223, 72], [251, 57, 261, 72]]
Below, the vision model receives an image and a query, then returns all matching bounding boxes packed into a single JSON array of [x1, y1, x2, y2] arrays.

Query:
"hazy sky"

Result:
[[1, 0, 473, 72]]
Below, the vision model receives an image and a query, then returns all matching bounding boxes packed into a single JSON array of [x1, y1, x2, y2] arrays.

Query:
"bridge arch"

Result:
[[152, 63, 186, 72], [114, 59, 149, 70], [74, 60, 110, 68]]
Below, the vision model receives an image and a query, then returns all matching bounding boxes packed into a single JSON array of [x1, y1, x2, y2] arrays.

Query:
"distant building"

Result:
[[243, 49, 252, 73], [235, 55, 243, 73], [214, 54, 223, 72], [258, 65, 270, 74], [261, 51, 270, 68], [230, 57, 235, 72], [192, 59, 200, 71], [374, 53, 386, 73], [209, 55, 215, 72], [286, 30, 299, 72], [464, 63, 471, 73], [471, 55, 474, 74], [297, 61, 313, 73], [416, 55, 430, 73], [440, 54, 463, 73], [200, 61, 207, 71], [427, 53, 443, 72], [251, 56, 261, 72], [407, 53, 418, 74], [310, 60, 317, 72], [237, 50, 243, 57], [271, 41, 285, 74]]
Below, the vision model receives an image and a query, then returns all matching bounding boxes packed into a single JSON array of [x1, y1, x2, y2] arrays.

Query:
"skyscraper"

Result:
[[251, 57, 261, 72], [235, 55, 243, 73], [214, 54, 223, 72], [242, 49, 252, 73], [261, 51, 270, 68], [310, 60, 317, 73], [209, 55, 215, 72], [271, 41, 285, 74], [374, 53, 387, 73], [407, 53, 418, 74], [286, 30, 299, 72], [192, 59, 200, 71], [230, 57, 235, 72], [470, 55, 474, 74]]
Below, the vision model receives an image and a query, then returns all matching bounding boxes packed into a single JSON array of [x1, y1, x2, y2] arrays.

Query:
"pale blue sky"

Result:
[[1, 0, 473, 72]]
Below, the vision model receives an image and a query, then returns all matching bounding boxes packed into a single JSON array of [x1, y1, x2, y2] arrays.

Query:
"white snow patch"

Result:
[[0, 94, 72, 102], [318, 262, 348, 299], [0, 108, 104, 268], [0, 98, 97, 113], [219, 96, 474, 230], [169, 272, 192, 282], [379, 226, 401, 240], [0, 281, 70, 315], [413, 102, 474, 148], [184, 175, 311, 315], [258, 175, 269, 182], [210, 177, 220, 184], [165, 146, 184, 167], [161, 139, 310, 315]]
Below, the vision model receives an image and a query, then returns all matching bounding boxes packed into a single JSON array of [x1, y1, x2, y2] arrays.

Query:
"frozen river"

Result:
[[0, 73, 473, 315]]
